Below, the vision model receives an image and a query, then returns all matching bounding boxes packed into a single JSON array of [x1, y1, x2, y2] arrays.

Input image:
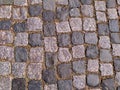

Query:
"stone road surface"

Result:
[[0, 0, 120, 90]]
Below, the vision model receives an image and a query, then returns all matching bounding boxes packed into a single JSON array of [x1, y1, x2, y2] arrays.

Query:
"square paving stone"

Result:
[[81, 5, 94, 17], [115, 72, 120, 86], [87, 74, 100, 87], [0, 6, 12, 19], [85, 32, 98, 44], [28, 5, 42, 17], [43, 0, 55, 11], [99, 36, 111, 49], [98, 23, 109, 36], [13, 22, 26, 33], [0, 20, 11, 30], [43, 11, 55, 22], [108, 9, 118, 19], [58, 33, 70, 47], [73, 60, 86, 74], [27, 17, 42, 31], [44, 37, 58, 52], [114, 58, 120, 72], [57, 80, 72, 90], [86, 45, 98, 58], [44, 84, 57, 90], [73, 75, 86, 89], [12, 63, 26, 78], [109, 19, 119, 32], [45, 52, 58, 68], [28, 80, 42, 90], [95, 1, 106, 11], [15, 47, 28, 62], [27, 63, 42, 79], [58, 48, 72, 62], [72, 32, 84, 45], [42, 68, 57, 84], [28, 33, 44, 47], [101, 78, 115, 90], [83, 18, 96, 31], [112, 44, 120, 56], [12, 78, 26, 90], [111, 33, 120, 44], [57, 0, 68, 5], [0, 61, 11, 75], [14, 33, 28, 46], [70, 8, 80, 17], [107, 0, 116, 8], [58, 63, 72, 79], [13, 7, 27, 20], [0, 77, 11, 90], [43, 23, 56, 36], [100, 63, 113, 76], [100, 49, 112, 62], [81, 0, 93, 5], [14, 0, 27, 6], [56, 21, 71, 33], [87, 59, 99, 72], [72, 45, 85, 58], [69, 0, 80, 8], [30, 47, 44, 63], [56, 6, 69, 21], [96, 11, 107, 22]]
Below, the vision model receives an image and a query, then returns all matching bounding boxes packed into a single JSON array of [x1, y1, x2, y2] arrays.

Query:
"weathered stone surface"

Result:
[[58, 33, 70, 46], [107, 0, 116, 8], [87, 74, 100, 87], [111, 33, 120, 44], [28, 80, 42, 90], [72, 45, 85, 58], [81, 0, 92, 5], [43, 0, 55, 11], [14, 33, 28, 46], [44, 84, 57, 90], [0, 62, 11, 75], [58, 63, 72, 79], [0, 20, 11, 30], [96, 11, 107, 22], [27, 63, 42, 79], [29, 33, 43, 47], [13, 7, 27, 20], [115, 72, 120, 85], [86, 45, 98, 58], [72, 32, 84, 45], [73, 60, 86, 74], [70, 8, 80, 17], [43, 11, 55, 22], [27, 17, 42, 31], [112, 44, 120, 56], [95, 1, 106, 11], [0, 31, 13, 44], [87, 59, 99, 72], [83, 18, 96, 31], [12, 78, 25, 90], [58, 80, 72, 90], [70, 18, 82, 31], [109, 20, 119, 32], [29, 0, 42, 4], [114, 58, 120, 72], [73, 75, 86, 89], [85, 32, 98, 44], [0, 0, 13, 4], [12, 63, 26, 78], [30, 47, 44, 63], [69, 0, 80, 8], [57, 0, 68, 5], [108, 9, 118, 19], [100, 49, 112, 62], [58, 48, 72, 62], [56, 21, 71, 33], [42, 68, 57, 84], [0, 77, 11, 90], [81, 5, 94, 17], [14, 0, 27, 6], [100, 64, 113, 76], [0, 6, 11, 19], [44, 37, 58, 52], [28, 5, 42, 17], [15, 47, 28, 62], [98, 23, 109, 35]]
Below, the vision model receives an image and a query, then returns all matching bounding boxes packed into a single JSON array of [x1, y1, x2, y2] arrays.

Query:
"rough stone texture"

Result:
[[100, 63, 113, 76], [44, 37, 58, 52], [96, 11, 107, 22], [44, 84, 57, 90], [27, 63, 42, 79], [58, 63, 72, 79], [0, 62, 11, 75], [0, 20, 11, 30], [43, 11, 55, 22], [73, 75, 86, 89], [109, 19, 119, 32], [83, 18, 96, 31], [87, 59, 99, 72], [0, 77, 11, 90], [70, 8, 80, 17], [111, 33, 120, 44], [43, 0, 55, 11], [42, 68, 57, 84], [72, 45, 85, 58], [115, 72, 120, 86], [107, 0, 116, 8], [108, 9, 118, 19], [29, 0, 42, 4], [30, 47, 44, 63], [69, 0, 80, 8], [81, 0, 92, 5], [12, 63, 26, 78], [14, 33, 28, 46], [73, 60, 86, 74], [57, 0, 68, 5], [112, 44, 120, 56], [0, 0, 13, 4], [114, 58, 120, 72], [58, 48, 72, 62], [95, 1, 106, 11], [12, 78, 25, 90], [14, 0, 27, 6]]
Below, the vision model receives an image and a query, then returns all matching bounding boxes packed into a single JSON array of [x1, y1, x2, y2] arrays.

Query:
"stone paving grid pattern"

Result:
[[0, 0, 120, 90]]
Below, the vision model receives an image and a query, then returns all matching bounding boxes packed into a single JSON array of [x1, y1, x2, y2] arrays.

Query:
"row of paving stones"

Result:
[[1, 0, 120, 90]]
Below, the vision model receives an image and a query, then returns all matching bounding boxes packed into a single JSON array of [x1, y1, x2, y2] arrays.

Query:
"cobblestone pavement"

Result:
[[1, 0, 120, 90]]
